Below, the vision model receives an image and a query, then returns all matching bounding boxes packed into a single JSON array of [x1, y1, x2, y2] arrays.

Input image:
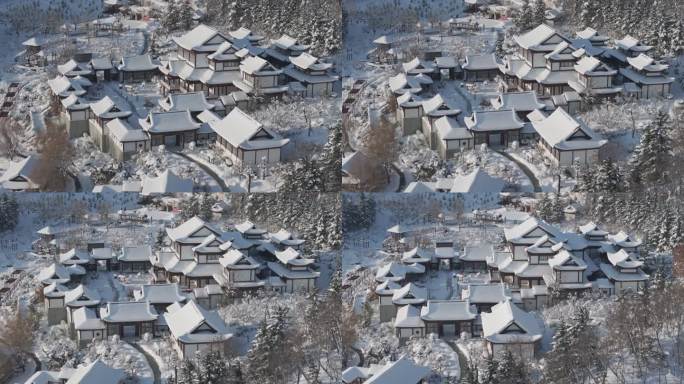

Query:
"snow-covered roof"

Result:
[[504, 216, 561, 244], [375, 262, 408, 282], [491, 91, 545, 112], [461, 244, 494, 262], [90, 96, 132, 119], [119, 245, 152, 262], [609, 231, 642, 248], [420, 300, 477, 321], [422, 94, 461, 117], [435, 56, 458, 69], [465, 109, 524, 132], [269, 229, 305, 246], [388, 73, 423, 95], [159, 91, 214, 113], [37, 263, 72, 285], [106, 118, 147, 143], [364, 356, 431, 384], [401, 247, 433, 264], [60, 94, 89, 111], [450, 168, 504, 194], [607, 249, 644, 269], [59, 249, 91, 265], [229, 27, 263, 42], [481, 300, 543, 343], [272, 34, 308, 51], [373, 35, 394, 45], [575, 27, 608, 42], [172, 24, 228, 51], [72, 307, 105, 330], [65, 359, 125, 384], [464, 283, 510, 303], [599, 263, 649, 282], [48, 75, 86, 97], [574, 56, 616, 75], [513, 24, 568, 51], [219, 249, 260, 269], [141, 170, 193, 195], [22, 37, 44, 47], [394, 304, 424, 328], [90, 57, 113, 70], [208, 107, 289, 150], [240, 55, 281, 75], [274, 247, 315, 267], [289, 52, 333, 71], [91, 247, 114, 260], [134, 283, 186, 304], [165, 300, 231, 344], [392, 282, 428, 305], [100, 301, 158, 322], [528, 108, 606, 151], [462, 53, 499, 70], [234, 220, 266, 235], [578, 222, 608, 237], [626, 54, 669, 72], [58, 59, 93, 77], [139, 110, 200, 134], [402, 57, 436, 74], [166, 216, 221, 243], [548, 250, 588, 270], [43, 282, 69, 298], [118, 54, 157, 71], [615, 35, 652, 52], [434, 116, 472, 141], [65, 284, 101, 307], [0, 155, 39, 190]]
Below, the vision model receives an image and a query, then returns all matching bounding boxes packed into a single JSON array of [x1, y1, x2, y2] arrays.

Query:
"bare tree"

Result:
[[32, 119, 75, 191], [358, 115, 399, 186], [0, 118, 24, 160], [0, 306, 38, 367]]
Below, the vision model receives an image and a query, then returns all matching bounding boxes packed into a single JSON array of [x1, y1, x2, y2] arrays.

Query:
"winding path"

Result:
[[496, 150, 542, 192], [130, 342, 161, 384], [169, 150, 230, 192], [445, 340, 471, 382]]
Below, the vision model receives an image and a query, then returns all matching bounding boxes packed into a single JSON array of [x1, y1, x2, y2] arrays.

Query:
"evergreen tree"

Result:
[[513, 1, 534, 32], [177, 0, 195, 31], [199, 195, 217, 221], [532, 0, 546, 26], [0, 194, 19, 232], [628, 110, 674, 188], [198, 351, 230, 384], [161, 0, 181, 33]]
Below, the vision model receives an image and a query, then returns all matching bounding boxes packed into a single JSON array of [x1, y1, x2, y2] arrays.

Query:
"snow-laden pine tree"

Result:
[[177, 0, 195, 31], [197, 351, 230, 384], [628, 110, 674, 188], [161, 0, 181, 33], [532, 0, 546, 26], [0, 194, 19, 232]]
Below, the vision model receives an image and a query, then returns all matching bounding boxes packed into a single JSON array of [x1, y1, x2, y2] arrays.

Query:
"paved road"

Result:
[[130, 342, 161, 384], [169, 150, 230, 192], [496, 150, 542, 192]]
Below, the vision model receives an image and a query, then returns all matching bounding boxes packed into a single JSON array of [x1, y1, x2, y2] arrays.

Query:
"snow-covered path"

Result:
[[497, 150, 542, 192], [169, 150, 230, 192], [130, 342, 162, 384]]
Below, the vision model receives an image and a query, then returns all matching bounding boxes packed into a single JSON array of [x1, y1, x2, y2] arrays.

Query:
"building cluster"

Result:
[[33, 215, 318, 359], [26, 359, 127, 384], [43, 24, 338, 168], [373, 217, 647, 360], [385, 23, 672, 167]]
